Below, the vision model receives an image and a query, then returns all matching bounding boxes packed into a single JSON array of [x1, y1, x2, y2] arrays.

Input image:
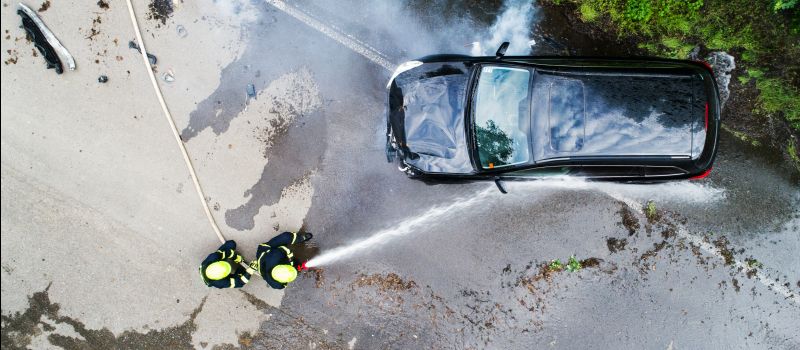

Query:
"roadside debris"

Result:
[[176, 24, 187, 38], [606, 237, 627, 253], [97, 0, 109, 9], [128, 40, 157, 65], [147, 0, 174, 26], [17, 3, 76, 73], [97, 75, 108, 83], [37, 0, 49, 12]]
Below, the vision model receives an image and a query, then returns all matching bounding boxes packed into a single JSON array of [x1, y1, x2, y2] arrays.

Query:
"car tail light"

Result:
[[704, 102, 709, 130], [690, 168, 712, 180]]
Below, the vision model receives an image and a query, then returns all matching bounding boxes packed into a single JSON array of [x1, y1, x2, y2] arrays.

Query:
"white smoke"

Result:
[[470, 0, 537, 56], [207, 0, 260, 24]]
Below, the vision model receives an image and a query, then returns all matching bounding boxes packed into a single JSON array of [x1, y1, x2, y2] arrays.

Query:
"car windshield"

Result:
[[473, 66, 531, 169]]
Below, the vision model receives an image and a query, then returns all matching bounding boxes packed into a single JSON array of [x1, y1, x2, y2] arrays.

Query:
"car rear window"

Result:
[[474, 66, 532, 169]]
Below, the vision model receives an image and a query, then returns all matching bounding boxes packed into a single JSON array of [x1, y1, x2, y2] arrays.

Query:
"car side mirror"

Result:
[[494, 177, 508, 194], [495, 42, 510, 59]]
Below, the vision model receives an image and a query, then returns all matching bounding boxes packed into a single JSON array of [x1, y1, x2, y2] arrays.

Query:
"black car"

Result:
[[385, 43, 720, 187]]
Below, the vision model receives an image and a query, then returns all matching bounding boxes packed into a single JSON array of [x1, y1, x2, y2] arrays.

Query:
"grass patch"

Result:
[[548, 256, 585, 272], [645, 200, 657, 220], [579, 3, 599, 22], [548, 259, 564, 271], [566, 255, 582, 272], [745, 258, 764, 269], [755, 78, 800, 131]]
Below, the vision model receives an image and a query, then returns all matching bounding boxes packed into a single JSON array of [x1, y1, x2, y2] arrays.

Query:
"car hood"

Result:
[[388, 62, 473, 174]]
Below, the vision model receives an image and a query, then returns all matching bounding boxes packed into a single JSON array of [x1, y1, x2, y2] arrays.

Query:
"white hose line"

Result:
[[123, 0, 225, 244], [125, 0, 261, 277]]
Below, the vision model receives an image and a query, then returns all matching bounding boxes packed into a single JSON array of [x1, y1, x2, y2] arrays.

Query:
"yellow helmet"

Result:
[[205, 261, 232, 280], [271, 264, 298, 283]]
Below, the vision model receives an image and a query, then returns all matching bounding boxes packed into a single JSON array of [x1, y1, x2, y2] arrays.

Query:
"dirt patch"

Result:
[[636, 241, 669, 272], [617, 204, 640, 235], [353, 273, 418, 293], [660, 226, 677, 240], [303, 268, 325, 289], [606, 237, 627, 253], [239, 290, 275, 312], [580, 258, 601, 268], [713, 237, 735, 265], [519, 258, 604, 294], [147, 0, 173, 25], [37, 1, 49, 12], [1, 284, 204, 349]]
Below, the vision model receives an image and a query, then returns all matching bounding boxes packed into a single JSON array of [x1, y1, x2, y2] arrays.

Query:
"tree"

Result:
[[476, 120, 514, 167]]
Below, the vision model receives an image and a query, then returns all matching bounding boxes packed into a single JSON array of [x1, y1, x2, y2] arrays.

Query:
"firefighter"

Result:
[[199, 240, 253, 288], [251, 231, 313, 289]]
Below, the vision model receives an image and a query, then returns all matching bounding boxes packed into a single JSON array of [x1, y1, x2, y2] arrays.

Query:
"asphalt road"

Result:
[[2, 0, 799, 349]]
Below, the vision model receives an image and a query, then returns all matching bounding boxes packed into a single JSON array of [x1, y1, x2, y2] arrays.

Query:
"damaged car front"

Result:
[[386, 58, 476, 178]]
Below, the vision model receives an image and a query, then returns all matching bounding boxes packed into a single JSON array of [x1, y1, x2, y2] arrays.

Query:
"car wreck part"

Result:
[[494, 177, 508, 194], [386, 60, 422, 88], [495, 41, 510, 59], [246, 83, 256, 98], [17, 3, 76, 74], [128, 40, 157, 65]]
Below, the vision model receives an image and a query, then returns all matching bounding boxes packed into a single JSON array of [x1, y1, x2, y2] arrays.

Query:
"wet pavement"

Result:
[[2, 0, 799, 349], [221, 1, 799, 348]]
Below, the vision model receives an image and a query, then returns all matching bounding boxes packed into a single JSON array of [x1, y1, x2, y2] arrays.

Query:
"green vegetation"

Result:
[[549, 259, 564, 271], [566, 255, 582, 272], [548, 256, 587, 273], [772, 0, 798, 12], [579, 3, 599, 21], [745, 258, 764, 269], [556, 0, 800, 134], [755, 78, 800, 131], [788, 138, 800, 172], [645, 200, 657, 220]]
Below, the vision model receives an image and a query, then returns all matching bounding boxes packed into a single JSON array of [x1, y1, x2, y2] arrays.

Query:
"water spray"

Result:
[[304, 186, 497, 268], [304, 177, 724, 269]]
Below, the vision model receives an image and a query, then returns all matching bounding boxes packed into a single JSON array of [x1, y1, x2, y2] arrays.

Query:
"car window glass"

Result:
[[474, 66, 531, 169], [548, 79, 585, 152]]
